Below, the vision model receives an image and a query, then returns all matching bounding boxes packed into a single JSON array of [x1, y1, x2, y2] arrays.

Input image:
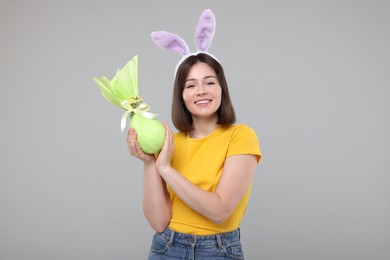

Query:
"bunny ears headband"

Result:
[[151, 9, 219, 76]]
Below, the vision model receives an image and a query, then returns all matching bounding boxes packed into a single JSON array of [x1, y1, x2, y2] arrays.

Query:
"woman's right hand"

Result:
[[127, 128, 156, 164]]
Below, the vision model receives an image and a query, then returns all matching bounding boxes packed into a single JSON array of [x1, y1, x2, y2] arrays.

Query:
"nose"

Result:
[[196, 84, 207, 95]]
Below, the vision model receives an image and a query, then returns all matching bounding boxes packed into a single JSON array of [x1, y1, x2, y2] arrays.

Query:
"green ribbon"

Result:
[[120, 100, 158, 133]]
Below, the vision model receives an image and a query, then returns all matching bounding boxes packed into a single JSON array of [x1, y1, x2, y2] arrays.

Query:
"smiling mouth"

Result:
[[194, 99, 212, 104]]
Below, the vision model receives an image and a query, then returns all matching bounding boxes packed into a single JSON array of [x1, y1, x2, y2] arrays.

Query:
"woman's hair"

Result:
[[172, 53, 236, 133]]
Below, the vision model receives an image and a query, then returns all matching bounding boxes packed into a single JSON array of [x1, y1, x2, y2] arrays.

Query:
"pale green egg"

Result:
[[131, 113, 165, 154]]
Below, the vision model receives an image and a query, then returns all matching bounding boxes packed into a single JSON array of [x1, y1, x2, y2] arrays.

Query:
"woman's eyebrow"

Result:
[[185, 76, 217, 82], [185, 78, 197, 82]]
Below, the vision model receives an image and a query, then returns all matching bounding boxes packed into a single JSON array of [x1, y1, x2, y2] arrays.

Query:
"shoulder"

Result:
[[173, 131, 187, 143], [226, 124, 261, 163], [229, 124, 259, 139], [173, 131, 186, 138], [232, 124, 256, 132]]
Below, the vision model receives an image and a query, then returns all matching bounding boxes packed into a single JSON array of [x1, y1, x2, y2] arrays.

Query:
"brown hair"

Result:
[[172, 53, 236, 133]]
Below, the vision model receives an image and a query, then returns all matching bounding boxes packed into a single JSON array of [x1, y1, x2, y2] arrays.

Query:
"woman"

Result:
[[127, 53, 261, 259]]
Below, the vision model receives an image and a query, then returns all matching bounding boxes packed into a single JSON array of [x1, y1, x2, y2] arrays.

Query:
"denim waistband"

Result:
[[158, 228, 241, 249]]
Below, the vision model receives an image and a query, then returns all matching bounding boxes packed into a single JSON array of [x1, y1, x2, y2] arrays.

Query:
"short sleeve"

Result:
[[227, 124, 262, 164]]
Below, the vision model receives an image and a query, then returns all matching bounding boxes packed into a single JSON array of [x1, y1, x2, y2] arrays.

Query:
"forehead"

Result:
[[186, 62, 216, 80]]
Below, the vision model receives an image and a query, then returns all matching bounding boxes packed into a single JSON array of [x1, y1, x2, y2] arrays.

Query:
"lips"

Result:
[[194, 99, 212, 104]]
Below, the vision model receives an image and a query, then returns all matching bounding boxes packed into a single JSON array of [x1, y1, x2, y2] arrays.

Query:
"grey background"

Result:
[[1, 0, 389, 259]]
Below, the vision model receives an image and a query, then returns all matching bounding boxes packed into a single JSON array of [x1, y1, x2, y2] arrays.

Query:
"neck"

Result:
[[190, 118, 219, 139]]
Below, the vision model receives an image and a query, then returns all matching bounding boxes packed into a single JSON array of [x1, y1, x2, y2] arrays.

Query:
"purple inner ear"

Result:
[[151, 31, 190, 55], [195, 9, 215, 51]]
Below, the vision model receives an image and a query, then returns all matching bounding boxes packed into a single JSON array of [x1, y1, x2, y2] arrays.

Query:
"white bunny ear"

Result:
[[194, 9, 216, 52], [151, 31, 190, 56]]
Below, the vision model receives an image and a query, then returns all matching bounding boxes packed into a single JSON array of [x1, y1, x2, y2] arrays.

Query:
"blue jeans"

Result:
[[148, 228, 244, 260]]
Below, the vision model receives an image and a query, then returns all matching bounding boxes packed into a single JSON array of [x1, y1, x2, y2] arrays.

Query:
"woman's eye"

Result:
[[205, 81, 215, 85], [186, 84, 195, 88]]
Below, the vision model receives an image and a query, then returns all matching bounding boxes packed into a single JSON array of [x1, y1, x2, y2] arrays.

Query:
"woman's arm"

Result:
[[156, 124, 258, 224], [142, 162, 171, 232], [127, 128, 171, 232]]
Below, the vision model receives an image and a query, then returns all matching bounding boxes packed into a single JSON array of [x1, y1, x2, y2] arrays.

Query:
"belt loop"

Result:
[[238, 227, 241, 239], [169, 229, 175, 245], [216, 234, 223, 249]]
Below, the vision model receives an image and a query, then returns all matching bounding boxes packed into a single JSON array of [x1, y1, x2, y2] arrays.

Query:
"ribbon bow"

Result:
[[120, 100, 158, 133]]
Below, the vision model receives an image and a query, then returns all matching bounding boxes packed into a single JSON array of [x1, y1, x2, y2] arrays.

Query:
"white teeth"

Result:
[[195, 100, 211, 104]]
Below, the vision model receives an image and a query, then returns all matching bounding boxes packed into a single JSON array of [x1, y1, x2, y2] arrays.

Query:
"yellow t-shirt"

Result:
[[168, 124, 261, 235]]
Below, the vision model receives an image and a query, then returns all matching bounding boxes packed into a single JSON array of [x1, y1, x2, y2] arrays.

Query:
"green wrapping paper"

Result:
[[93, 55, 165, 154]]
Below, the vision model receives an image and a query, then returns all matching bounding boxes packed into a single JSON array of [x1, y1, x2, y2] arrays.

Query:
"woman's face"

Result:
[[182, 62, 222, 121]]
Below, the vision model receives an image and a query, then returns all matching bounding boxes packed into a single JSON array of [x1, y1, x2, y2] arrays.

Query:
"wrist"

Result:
[[157, 165, 172, 178], [144, 160, 156, 169]]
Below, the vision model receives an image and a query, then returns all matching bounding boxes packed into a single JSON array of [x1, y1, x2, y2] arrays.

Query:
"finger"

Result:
[[127, 128, 135, 144], [133, 137, 144, 156], [164, 122, 173, 149], [131, 132, 148, 158], [161, 122, 171, 151], [127, 129, 140, 155]]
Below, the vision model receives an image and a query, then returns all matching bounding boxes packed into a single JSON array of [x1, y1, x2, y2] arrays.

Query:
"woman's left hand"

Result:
[[156, 122, 174, 175]]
